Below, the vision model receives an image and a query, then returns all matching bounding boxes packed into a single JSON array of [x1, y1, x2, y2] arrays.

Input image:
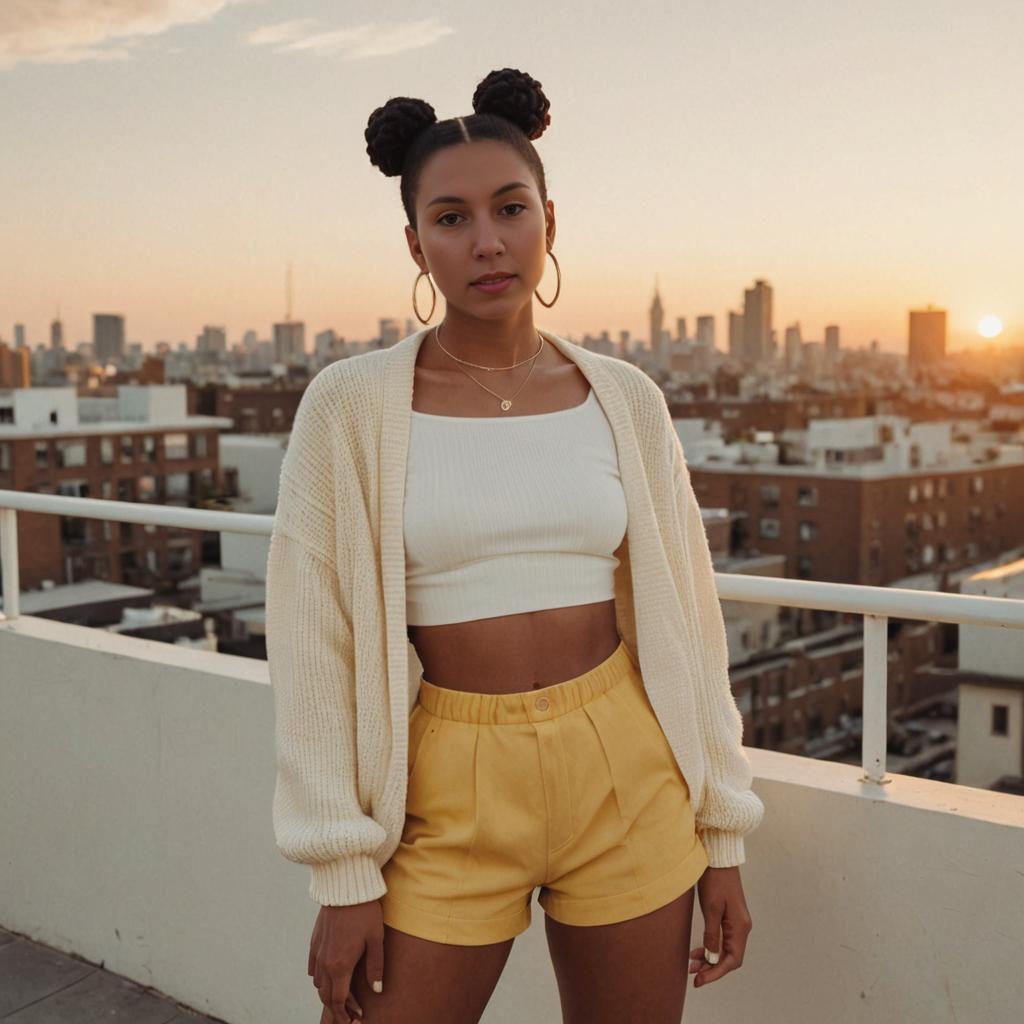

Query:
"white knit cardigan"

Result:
[[265, 325, 765, 906]]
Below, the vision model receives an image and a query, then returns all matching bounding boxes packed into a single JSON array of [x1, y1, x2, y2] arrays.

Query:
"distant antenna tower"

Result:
[[285, 261, 293, 321]]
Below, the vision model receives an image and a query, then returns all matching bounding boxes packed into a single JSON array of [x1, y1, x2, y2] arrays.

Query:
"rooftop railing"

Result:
[[3, 487, 1024, 792]]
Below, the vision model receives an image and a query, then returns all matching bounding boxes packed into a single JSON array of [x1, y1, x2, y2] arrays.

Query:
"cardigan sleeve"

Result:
[[265, 383, 390, 906], [670, 433, 766, 867]]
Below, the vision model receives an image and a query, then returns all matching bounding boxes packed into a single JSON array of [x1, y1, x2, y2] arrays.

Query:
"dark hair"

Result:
[[364, 67, 552, 231]]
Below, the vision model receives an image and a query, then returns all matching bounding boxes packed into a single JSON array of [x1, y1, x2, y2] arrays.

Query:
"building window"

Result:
[[797, 486, 818, 506], [797, 555, 814, 578], [192, 433, 208, 458], [938, 478, 948, 498], [121, 436, 134, 463], [759, 517, 780, 539], [100, 438, 114, 465], [760, 484, 780, 507], [164, 432, 189, 459], [137, 475, 158, 502], [166, 471, 190, 501], [35, 441, 49, 468], [992, 704, 1009, 736], [57, 479, 89, 498], [0, 443, 10, 473], [56, 440, 88, 468], [798, 521, 818, 542], [922, 479, 933, 499], [922, 513, 934, 530], [908, 483, 918, 503], [970, 475, 984, 495], [922, 544, 935, 565], [142, 436, 157, 463]]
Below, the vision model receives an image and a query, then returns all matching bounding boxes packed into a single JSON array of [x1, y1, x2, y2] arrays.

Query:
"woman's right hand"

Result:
[[309, 899, 385, 1023]]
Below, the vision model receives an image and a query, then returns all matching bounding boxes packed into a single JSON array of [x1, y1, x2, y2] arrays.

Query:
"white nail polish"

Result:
[[704, 949, 719, 964], [373, 980, 383, 993]]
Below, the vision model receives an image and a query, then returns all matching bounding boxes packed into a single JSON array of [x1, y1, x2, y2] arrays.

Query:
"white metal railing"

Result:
[[3, 488, 1024, 789]]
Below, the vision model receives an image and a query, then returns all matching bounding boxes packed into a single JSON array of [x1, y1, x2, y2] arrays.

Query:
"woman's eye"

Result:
[[437, 203, 526, 226]]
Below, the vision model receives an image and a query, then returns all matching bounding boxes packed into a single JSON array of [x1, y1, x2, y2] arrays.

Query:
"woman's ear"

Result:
[[545, 199, 556, 249], [405, 224, 427, 273]]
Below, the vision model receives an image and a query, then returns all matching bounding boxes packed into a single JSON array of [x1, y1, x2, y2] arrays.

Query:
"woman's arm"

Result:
[[265, 381, 389, 905], [668, 423, 765, 867]]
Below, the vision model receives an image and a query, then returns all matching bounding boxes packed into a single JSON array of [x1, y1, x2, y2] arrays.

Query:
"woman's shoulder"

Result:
[[294, 347, 391, 436]]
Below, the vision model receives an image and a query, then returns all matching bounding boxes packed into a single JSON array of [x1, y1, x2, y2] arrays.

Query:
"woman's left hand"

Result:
[[688, 865, 752, 988]]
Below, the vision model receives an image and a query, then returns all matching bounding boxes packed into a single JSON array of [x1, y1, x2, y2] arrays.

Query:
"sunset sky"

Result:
[[2, 0, 1022, 354]]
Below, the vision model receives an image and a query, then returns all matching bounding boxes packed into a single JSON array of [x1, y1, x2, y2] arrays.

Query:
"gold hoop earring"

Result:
[[412, 269, 436, 324], [534, 249, 561, 308]]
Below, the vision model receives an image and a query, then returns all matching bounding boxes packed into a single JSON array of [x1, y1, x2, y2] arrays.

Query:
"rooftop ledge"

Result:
[[2, 612, 1022, 1023]]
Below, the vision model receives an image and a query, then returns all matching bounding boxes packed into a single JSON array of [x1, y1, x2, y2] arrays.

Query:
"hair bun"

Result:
[[472, 68, 551, 141], [365, 96, 437, 177]]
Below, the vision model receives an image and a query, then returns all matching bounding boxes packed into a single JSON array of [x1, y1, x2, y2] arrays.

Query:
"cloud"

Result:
[[246, 16, 455, 60], [0, 0, 257, 70], [241, 18, 317, 48]]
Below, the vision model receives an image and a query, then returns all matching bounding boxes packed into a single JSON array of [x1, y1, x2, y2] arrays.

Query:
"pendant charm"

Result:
[[501, 399, 512, 411]]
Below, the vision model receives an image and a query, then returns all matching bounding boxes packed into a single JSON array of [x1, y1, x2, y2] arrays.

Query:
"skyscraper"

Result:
[[742, 279, 773, 364], [93, 314, 125, 363], [649, 278, 666, 370], [824, 324, 840, 361], [728, 311, 744, 361], [784, 322, 802, 369], [696, 315, 715, 349], [908, 306, 946, 370]]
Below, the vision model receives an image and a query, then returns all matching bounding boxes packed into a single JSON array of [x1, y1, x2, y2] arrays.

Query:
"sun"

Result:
[[978, 315, 1003, 338]]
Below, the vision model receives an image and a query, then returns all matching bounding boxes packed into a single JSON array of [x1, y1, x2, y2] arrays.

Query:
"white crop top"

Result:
[[404, 388, 629, 626]]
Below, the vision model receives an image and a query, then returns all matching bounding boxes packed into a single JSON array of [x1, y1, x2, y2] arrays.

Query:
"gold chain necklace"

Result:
[[433, 321, 547, 412]]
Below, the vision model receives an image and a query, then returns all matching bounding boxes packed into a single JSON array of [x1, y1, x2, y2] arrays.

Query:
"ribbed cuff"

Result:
[[308, 855, 388, 907], [698, 828, 746, 868]]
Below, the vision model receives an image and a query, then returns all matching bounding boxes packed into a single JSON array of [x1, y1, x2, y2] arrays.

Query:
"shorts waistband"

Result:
[[415, 638, 641, 724]]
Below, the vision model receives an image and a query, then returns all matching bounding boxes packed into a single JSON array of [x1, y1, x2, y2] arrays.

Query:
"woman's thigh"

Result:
[[347, 924, 515, 1024], [544, 885, 697, 1024]]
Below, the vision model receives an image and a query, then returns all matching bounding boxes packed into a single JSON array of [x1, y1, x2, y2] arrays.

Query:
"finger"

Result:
[[703, 916, 723, 960], [365, 931, 385, 994], [694, 951, 740, 987], [328, 972, 354, 1024], [346, 991, 364, 1018]]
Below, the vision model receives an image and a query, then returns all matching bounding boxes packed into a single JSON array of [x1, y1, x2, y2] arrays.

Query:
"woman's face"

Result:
[[407, 140, 555, 321]]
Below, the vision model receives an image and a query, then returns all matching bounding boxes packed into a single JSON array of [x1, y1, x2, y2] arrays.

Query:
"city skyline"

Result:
[[2, 1, 1022, 353]]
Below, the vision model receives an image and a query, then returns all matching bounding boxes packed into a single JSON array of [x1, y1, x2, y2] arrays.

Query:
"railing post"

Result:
[[0, 507, 20, 621], [860, 612, 891, 784]]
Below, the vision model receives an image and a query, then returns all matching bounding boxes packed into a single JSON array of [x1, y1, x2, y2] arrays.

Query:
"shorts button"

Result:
[[535, 697, 550, 711]]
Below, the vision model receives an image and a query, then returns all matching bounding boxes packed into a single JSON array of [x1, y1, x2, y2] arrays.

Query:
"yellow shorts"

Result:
[[379, 638, 709, 946]]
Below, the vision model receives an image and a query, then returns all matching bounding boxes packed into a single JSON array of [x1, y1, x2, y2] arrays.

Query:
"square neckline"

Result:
[[410, 387, 595, 422]]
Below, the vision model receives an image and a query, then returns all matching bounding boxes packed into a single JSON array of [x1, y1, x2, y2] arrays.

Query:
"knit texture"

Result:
[[265, 326, 765, 906]]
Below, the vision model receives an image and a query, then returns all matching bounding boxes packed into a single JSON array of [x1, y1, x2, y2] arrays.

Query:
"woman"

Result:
[[265, 67, 764, 1024]]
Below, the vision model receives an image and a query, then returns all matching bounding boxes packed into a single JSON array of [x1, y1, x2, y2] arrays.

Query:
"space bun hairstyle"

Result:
[[364, 67, 552, 230]]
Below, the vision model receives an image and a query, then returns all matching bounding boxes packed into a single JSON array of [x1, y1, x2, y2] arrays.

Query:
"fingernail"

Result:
[[372, 980, 383, 993]]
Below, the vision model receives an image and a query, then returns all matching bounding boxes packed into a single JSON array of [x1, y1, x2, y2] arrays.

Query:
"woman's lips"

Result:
[[471, 275, 516, 293]]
